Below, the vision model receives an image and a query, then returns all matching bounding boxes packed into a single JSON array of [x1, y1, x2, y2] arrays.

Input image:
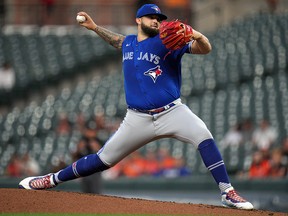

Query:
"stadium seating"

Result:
[[0, 12, 287, 176], [0, 26, 117, 99]]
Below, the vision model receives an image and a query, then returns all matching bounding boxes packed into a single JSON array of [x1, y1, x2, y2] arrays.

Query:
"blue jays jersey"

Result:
[[122, 34, 190, 110]]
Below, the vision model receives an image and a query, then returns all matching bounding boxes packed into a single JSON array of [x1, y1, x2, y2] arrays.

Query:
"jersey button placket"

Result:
[[135, 42, 148, 98], [134, 42, 139, 68]]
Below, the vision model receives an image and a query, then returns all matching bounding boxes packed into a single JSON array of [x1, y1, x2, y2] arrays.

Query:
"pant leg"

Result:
[[154, 104, 213, 147], [154, 104, 231, 191], [98, 109, 156, 166]]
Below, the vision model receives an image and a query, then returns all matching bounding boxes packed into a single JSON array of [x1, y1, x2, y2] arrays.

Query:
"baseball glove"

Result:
[[159, 20, 194, 50]]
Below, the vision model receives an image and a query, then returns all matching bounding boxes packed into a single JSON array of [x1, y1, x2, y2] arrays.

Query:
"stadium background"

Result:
[[0, 0, 287, 213]]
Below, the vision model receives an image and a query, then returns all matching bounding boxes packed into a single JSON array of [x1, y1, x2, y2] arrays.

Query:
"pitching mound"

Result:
[[0, 188, 286, 215]]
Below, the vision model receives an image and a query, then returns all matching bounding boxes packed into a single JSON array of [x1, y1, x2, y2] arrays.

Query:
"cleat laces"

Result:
[[30, 175, 54, 189], [227, 190, 246, 203]]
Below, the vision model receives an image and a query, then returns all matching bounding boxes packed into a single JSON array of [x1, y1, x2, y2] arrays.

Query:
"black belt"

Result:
[[128, 102, 176, 115]]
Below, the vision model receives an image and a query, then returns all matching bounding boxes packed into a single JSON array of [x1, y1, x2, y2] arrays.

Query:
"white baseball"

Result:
[[76, 15, 86, 23]]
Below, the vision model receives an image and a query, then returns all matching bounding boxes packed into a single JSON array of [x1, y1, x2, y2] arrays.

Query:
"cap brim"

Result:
[[157, 14, 167, 21]]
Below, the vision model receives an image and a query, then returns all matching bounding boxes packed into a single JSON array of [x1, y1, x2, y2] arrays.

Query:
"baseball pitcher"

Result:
[[19, 4, 253, 210]]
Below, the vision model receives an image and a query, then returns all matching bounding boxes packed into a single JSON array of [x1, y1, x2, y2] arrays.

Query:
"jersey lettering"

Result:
[[123, 52, 133, 61], [137, 52, 160, 64], [123, 50, 160, 65]]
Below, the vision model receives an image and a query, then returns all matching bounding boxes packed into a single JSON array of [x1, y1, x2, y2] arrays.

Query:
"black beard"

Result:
[[141, 23, 159, 37]]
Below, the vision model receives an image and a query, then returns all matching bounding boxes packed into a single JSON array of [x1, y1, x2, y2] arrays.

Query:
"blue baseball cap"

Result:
[[136, 4, 167, 21]]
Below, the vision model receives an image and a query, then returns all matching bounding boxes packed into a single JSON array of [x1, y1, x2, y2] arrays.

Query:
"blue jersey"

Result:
[[122, 34, 190, 110]]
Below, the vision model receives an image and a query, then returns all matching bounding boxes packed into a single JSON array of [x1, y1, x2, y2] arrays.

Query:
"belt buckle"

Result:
[[130, 101, 176, 115], [148, 103, 174, 114], [151, 107, 165, 114]]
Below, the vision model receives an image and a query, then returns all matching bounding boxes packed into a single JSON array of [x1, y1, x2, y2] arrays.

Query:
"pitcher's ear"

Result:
[[136, 18, 141, 24]]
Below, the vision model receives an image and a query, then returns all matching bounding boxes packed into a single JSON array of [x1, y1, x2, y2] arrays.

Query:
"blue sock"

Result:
[[55, 154, 109, 183], [198, 139, 232, 192]]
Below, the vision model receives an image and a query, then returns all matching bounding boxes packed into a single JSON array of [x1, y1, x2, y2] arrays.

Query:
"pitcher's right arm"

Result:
[[77, 12, 125, 50]]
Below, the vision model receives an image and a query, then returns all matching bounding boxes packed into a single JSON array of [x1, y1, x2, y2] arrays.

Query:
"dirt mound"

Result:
[[0, 188, 286, 215]]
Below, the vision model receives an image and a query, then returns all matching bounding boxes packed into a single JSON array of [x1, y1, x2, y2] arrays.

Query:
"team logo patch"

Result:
[[144, 65, 163, 83], [151, 6, 160, 13]]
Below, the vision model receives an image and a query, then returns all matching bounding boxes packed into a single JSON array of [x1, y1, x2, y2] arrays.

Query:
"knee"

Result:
[[98, 153, 115, 167], [93, 154, 110, 171]]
